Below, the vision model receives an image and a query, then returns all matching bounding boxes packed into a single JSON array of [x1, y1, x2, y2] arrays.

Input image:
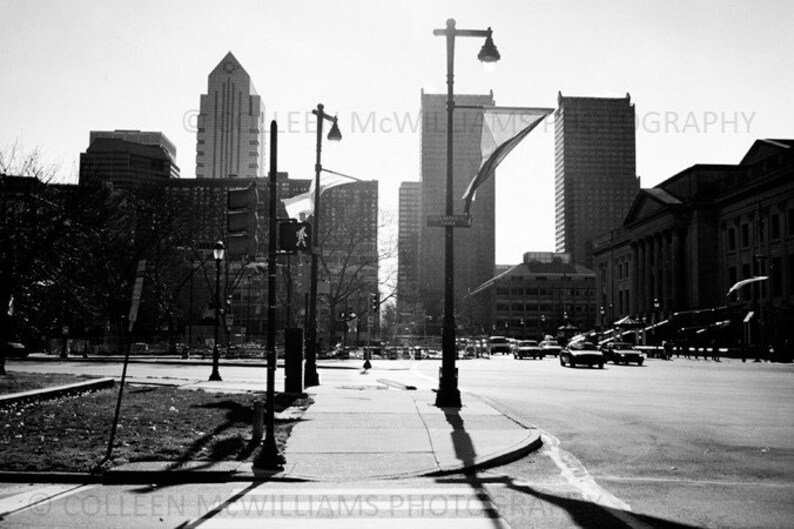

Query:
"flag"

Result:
[[283, 170, 360, 219], [727, 276, 768, 296], [462, 107, 553, 214]]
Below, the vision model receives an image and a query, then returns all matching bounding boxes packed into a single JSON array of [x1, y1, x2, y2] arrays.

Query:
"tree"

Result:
[[313, 185, 396, 346], [0, 144, 125, 372]]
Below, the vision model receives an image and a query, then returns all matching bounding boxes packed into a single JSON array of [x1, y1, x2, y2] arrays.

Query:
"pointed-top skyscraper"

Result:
[[195, 52, 265, 179]]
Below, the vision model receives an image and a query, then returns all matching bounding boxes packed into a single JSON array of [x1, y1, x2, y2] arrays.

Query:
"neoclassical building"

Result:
[[593, 139, 794, 346]]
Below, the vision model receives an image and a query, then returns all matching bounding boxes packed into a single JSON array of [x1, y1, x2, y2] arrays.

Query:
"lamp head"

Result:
[[213, 240, 225, 261], [478, 28, 500, 64], [327, 118, 342, 141]]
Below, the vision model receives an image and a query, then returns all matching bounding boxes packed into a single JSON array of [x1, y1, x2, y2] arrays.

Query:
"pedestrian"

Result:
[[740, 338, 747, 363], [711, 339, 720, 362], [664, 340, 674, 361], [681, 339, 690, 359]]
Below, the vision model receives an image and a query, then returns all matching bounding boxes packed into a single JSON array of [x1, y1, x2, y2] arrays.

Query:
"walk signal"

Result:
[[278, 220, 312, 254], [227, 183, 259, 257]]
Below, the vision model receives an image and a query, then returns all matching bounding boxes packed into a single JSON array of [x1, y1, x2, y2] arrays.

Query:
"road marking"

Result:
[[599, 475, 794, 487], [0, 484, 92, 517]]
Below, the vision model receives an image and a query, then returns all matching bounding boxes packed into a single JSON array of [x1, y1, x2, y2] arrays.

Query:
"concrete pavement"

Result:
[[2, 360, 541, 484]]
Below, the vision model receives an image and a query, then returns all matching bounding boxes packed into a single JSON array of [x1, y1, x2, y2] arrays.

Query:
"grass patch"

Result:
[[0, 372, 100, 395], [0, 385, 311, 472]]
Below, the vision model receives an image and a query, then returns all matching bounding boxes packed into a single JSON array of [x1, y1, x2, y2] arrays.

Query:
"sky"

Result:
[[2, 0, 793, 266]]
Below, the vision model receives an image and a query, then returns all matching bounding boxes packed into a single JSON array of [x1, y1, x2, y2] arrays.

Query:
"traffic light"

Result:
[[227, 183, 258, 257], [370, 292, 379, 312], [278, 219, 312, 254]]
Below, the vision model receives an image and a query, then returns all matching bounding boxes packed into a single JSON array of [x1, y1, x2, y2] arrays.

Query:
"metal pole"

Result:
[[209, 256, 222, 381], [436, 18, 462, 408], [305, 104, 324, 387], [187, 260, 193, 352], [255, 119, 285, 468]]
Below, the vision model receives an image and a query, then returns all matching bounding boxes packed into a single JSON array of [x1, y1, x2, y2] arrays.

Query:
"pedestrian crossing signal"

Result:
[[278, 220, 312, 254]]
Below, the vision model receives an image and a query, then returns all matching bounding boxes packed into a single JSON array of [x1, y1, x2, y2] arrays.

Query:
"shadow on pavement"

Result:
[[443, 408, 504, 528], [441, 409, 701, 528]]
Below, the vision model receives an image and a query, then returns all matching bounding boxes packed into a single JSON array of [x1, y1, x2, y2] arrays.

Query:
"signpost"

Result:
[[426, 214, 472, 228]]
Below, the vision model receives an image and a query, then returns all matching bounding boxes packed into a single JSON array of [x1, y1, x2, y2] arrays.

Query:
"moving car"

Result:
[[600, 341, 645, 366], [539, 339, 563, 357], [514, 340, 545, 360], [560, 341, 604, 368], [488, 336, 511, 355]]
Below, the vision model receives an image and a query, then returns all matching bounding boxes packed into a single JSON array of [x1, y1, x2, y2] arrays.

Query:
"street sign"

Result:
[[426, 214, 472, 228]]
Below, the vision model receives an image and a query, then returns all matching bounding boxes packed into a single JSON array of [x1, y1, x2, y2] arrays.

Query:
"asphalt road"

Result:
[[413, 354, 794, 528]]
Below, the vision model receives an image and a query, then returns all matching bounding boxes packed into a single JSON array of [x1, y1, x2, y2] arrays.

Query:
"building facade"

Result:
[[592, 139, 794, 349], [79, 130, 180, 190], [397, 181, 421, 311], [468, 252, 596, 339], [195, 52, 266, 180], [418, 91, 495, 333], [554, 93, 639, 268]]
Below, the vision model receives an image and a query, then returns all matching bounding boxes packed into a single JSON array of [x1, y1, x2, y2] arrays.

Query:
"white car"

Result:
[[514, 340, 545, 360], [539, 339, 563, 357]]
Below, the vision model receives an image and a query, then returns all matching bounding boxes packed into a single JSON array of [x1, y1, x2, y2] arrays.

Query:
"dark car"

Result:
[[514, 340, 545, 360], [539, 339, 563, 357], [560, 341, 604, 368], [600, 341, 645, 366]]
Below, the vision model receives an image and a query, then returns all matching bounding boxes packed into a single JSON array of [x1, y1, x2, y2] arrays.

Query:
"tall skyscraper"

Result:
[[554, 93, 639, 268], [195, 52, 265, 179], [398, 181, 421, 310], [418, 91, 495, 330]]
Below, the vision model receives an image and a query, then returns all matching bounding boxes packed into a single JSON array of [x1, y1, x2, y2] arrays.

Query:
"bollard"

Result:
[[252, 399, 264, 442]]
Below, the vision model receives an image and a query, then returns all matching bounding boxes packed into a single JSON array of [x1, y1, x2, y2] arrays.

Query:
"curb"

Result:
[[0, 377, 115, 406], [376, 378, 417, 390], [14, 355, 363, 371]]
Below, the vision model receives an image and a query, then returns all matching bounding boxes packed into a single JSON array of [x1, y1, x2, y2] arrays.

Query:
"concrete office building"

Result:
[[397, 181, 421, 311], [554, 93, 639, 268], [469, 252, 596, 338], [79, 130, 180, 190], [195, 52, 265, 180], [418, 91, 495, 332]]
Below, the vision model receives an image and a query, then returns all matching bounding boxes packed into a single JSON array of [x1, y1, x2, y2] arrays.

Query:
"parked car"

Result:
[[514, 340, 545, 360], [2, 342, 28, 358], [600, 341, 645, 366], [489, 336, 511, 355], [560, 341, 604, 368], [539, 339, 563, 357]]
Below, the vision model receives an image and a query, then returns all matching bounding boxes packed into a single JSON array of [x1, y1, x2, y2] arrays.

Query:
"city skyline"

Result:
[[2, 0, 792, 265]]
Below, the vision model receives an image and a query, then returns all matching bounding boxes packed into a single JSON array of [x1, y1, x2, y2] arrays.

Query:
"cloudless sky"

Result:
[[2, 0, 793, 266]]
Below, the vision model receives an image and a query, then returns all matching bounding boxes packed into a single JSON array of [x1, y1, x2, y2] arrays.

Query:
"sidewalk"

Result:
[[3, 363, 541, 484]]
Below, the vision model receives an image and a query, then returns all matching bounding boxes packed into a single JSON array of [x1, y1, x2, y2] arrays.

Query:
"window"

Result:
[[771, 214, 781, 240], [741, 224, 750, 247], [728, 227, 736, 250]]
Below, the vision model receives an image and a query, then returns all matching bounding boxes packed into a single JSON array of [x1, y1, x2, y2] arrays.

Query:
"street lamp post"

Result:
[[433, 18, 500, 409], [209, 240, 224, 381], [305, 103, 342, 387], [653, 297, 660, 345]]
